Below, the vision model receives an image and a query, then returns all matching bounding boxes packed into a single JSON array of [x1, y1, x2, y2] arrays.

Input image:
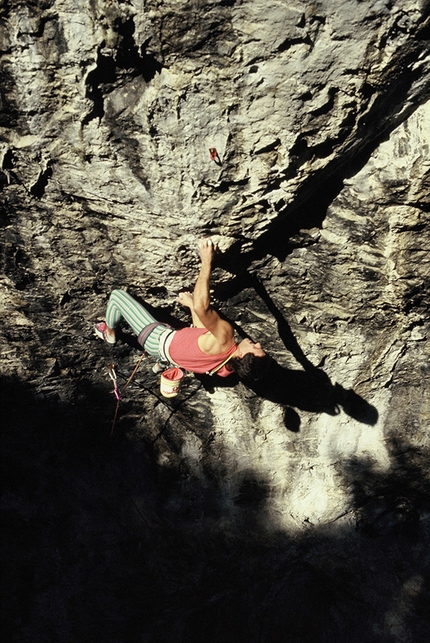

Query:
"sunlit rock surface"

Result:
[[1, 1, 430, 642]]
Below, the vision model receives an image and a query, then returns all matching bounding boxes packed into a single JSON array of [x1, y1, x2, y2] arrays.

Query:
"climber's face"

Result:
[[237, 338, 266, 358]]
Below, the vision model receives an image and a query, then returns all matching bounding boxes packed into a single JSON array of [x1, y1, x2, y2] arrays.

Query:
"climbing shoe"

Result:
[[94, 321, 116, 345]]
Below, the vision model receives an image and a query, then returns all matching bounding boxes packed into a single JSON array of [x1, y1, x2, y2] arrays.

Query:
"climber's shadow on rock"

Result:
[[241, 359, 378, 430], [232, 276, 379, 430]]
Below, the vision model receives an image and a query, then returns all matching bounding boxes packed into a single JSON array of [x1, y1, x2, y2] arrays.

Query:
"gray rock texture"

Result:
[[1, 1, 430, 642]]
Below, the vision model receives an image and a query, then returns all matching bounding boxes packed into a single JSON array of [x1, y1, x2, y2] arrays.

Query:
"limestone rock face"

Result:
[[1, 1, 430, 642]]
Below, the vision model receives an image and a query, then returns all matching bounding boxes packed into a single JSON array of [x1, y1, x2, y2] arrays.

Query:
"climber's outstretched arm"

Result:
[[192, 239, 234, 348]]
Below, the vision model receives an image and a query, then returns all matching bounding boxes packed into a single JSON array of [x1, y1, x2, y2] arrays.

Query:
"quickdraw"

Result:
[[108, 353, 146, 439], [109, 364, 122, 401]]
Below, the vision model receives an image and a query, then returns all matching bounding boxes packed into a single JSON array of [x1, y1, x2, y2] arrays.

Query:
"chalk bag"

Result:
[[160, 367, 184, 398]]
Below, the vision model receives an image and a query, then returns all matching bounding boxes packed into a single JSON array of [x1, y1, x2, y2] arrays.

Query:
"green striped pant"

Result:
[[106, 289, 168, 356]]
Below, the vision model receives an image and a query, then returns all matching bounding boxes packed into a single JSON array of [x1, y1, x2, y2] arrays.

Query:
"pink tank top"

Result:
[[168, 328, 237, 377]]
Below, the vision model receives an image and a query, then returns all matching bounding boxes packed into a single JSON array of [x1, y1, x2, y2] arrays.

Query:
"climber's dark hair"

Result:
[[229, 353, 273, 382]]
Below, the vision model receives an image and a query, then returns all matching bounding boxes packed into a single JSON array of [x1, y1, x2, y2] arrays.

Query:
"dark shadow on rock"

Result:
[[194, 370, 239, 393], [113, 327, 143, 351], [0, 374, 164, 643], [1, 373, 429, 643], [250, 275, 321, 371], [341, 437, 430, 540], [240, 358, 378, 426], [283, 406, 301, 432], [236, 470, 270, 506], [333, 383, 379, 425]]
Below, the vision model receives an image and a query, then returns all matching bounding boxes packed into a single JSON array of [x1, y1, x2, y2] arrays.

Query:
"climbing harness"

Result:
[[137, 322, 171, 348]]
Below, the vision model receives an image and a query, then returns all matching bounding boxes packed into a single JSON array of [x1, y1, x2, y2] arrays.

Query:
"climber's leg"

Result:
[[105, 289, 170, 356], [106, 289, 158, 332]]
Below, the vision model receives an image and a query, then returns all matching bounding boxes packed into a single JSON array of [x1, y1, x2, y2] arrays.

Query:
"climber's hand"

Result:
[[177, 291, 194, 308], [199, 237, 216, 263]]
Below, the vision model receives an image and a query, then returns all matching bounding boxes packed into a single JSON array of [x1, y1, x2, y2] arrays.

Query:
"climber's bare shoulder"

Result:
[[197, 312, 235, 355]]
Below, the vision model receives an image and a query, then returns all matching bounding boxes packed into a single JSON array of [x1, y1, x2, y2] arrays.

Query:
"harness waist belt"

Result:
[[138, 322, 169, 347], [158, 329, 180, 366]]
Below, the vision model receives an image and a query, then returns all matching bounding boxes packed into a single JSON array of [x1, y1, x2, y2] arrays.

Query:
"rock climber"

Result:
[[95, 238, 269, 379]]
